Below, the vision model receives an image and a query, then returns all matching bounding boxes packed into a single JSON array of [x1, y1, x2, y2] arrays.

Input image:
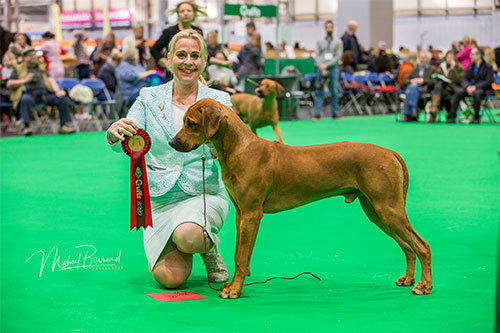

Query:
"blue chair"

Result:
[[79, 78, 118, 130], [56, 78, 80, 91]]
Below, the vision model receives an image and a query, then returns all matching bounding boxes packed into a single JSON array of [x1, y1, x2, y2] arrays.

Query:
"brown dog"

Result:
[[231, 79, 285, 143], [169, 98, 432, 299]]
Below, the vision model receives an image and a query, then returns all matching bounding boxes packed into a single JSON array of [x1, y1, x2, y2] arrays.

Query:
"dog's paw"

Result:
[[219, 286, 241, 299], [411, 281, 432, 295], [395, 274, 415, 287]]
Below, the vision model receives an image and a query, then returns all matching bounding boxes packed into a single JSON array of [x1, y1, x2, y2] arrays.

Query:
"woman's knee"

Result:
[[172, 223, 213, 254], [151, 265, 189, 289]]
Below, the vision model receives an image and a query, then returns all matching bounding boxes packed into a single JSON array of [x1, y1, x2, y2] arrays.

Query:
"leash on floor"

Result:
[[200, 150, 321, 293]]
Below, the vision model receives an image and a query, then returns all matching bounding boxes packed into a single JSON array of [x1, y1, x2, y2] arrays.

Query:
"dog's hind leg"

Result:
[[368, 199, 432, 295], [359, 196, 416, 287], [220, 209, 263, 299]]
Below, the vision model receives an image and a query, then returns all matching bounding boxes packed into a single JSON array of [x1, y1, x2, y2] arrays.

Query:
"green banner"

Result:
[[224, 4, 277, 18]]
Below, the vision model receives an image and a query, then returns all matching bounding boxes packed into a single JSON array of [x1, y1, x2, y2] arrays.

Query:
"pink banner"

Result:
[[60, 8, 131, 29]]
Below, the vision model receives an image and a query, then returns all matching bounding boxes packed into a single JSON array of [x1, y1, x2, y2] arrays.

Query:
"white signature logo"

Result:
[[25, 245, 122, 277]]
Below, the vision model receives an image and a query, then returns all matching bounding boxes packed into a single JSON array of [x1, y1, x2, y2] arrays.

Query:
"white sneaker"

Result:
[[201, 246, 229, 282]]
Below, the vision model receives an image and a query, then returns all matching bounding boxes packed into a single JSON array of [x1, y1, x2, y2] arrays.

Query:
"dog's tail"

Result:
[[393, 151, 409, 205]]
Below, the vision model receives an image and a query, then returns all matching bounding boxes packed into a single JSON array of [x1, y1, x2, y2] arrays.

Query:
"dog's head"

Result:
[[255, 79, 285, 98], [169, 98, 226, 152]]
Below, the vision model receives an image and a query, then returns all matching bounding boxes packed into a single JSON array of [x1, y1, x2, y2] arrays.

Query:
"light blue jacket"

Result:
[[108, 80, 232, 197]]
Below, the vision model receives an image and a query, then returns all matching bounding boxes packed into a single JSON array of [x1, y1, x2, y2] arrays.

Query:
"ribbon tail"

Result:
[[130, 154, 138, 230], [141, 156, 153, 229]]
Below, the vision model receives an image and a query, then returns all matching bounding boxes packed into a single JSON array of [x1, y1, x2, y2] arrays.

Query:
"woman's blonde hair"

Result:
[[123, 48, 139, 64], [168, 29, 208, 85], [483, 47, 498, 72]]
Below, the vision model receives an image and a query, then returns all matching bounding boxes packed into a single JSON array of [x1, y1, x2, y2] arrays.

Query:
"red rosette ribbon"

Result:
[[121, 129, 153, 230]]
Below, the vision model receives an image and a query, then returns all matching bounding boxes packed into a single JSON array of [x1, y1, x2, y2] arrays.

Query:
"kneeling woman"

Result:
[[106, 30, 232, 288]]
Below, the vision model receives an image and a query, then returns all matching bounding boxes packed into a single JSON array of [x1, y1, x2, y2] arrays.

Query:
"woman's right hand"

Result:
[[107, 118, 138, 143]]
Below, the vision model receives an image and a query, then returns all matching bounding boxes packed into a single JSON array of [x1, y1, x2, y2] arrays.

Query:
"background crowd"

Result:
[[1, 0, 499, 136]]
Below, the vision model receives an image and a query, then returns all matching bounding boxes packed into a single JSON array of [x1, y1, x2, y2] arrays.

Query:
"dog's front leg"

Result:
[[220, 209, 263, 299]]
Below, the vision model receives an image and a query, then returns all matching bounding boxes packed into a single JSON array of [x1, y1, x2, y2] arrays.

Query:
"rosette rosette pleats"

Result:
[[121, 129, 153, 230]]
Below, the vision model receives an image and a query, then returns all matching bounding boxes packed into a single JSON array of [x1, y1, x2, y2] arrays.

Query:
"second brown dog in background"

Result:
[[230, 79, 285, 143]]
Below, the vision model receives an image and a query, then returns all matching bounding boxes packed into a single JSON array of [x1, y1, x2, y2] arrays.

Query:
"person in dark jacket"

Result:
[[150, 1, 205, 82], [97, 49, 122, 99], [447, 47, 494, 124], [341, 20, 361, 70]]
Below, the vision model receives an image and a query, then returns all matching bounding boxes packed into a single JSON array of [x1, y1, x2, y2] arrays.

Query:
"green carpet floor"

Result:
[[1, 115, 498, 332]]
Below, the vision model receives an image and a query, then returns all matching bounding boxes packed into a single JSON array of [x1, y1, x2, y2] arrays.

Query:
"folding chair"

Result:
[[339, 72, 364, 116], [352, 74, 374, 115], [80, 78, 118, 130]]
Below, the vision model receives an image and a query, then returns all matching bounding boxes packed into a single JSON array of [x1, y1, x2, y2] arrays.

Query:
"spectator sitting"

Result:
[[97, 49, 122, 100], [206, 31, 228, 67], [1, 52, 16, 122], [117, 48, 156, 106], [373, 41, 394, 73], [8, 33, 30, 63], [483, 47, 498, 73], [397, 51, 417, 86], [456, 35, 473, 70], [207, 50, 237, 94], [92, 32, 117, 76], [427, 51, 464, 123], [447, 47, 494, 124], [339, 50, 354, 75], [402, 52, 436, 122], [6, 48, 75, 136], [234, 33, 262, 77], [40, 31, 64, 79]]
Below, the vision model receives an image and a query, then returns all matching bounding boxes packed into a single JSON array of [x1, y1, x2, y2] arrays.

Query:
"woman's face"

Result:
[[15, 35, 26, 47], [178, 3, 194, 25], [170, 37, 205, 85]]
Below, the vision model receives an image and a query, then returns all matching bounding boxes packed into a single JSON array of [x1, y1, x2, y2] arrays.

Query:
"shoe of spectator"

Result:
[[331, 114, 342, 120], [201, 246, 229, 282], [312, 115, 321, 121], [401, 114, 417, 122], [446, 118, 455, 124], [58, 124, 76, 134], [23, 127, 32, 136]]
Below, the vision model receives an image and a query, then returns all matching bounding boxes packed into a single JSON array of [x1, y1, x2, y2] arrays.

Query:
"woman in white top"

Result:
[[106, 30, 232, 288]]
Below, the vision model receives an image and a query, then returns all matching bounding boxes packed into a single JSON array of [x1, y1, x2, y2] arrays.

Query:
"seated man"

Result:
[[7, 48, 75, 136], [447, 47, 494, 124], [403, 52, 436, 122]]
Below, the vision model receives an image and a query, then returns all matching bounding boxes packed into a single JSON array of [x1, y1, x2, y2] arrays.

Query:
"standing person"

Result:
[[6, 48, 75, 136], [312, 20, 343, 121], [40, 31, 64, 79], [106, 29, 230, 288], [151, 1, 205, 82], [341, 20, 361, 70], [456, 35, 473, 71], [234, 33, 262, 77], [245, 22, 256, 43], [122, 24, 151, 69], [447, 47, 494, 124], [72, 30, 91, 80]]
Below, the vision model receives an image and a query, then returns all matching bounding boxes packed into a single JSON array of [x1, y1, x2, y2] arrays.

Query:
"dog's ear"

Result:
[[201, 100, 224, 140], [276, 82, 285, 96]]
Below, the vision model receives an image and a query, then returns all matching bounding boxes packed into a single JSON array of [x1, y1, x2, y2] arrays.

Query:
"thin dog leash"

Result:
[[200, 146, 321, 293]]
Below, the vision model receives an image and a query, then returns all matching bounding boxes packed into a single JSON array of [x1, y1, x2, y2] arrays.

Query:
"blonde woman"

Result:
[[106, 30, 231, 288], [151, 1, 206, 81]]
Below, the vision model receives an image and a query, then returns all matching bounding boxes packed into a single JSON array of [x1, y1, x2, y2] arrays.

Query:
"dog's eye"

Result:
[[187, 119, 196, 127]]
